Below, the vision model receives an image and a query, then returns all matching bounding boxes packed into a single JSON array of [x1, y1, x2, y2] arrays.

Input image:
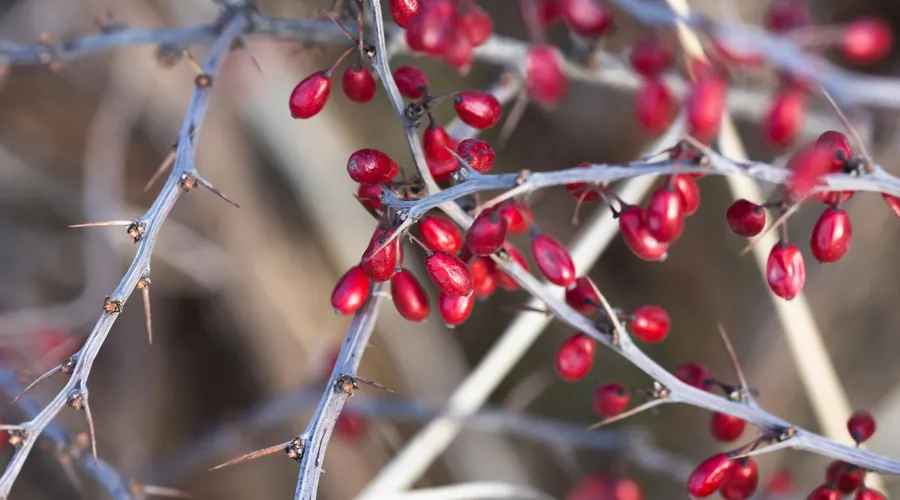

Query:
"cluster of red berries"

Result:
[[391, 0, 492, 72], [289, 46, 377, 119]]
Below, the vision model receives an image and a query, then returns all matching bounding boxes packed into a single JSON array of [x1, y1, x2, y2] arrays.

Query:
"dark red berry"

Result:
[[428, 157, 459, 183], [766, 242, 806, 300], [884, 193, 900, 218], [561, 0, 615, 38], [423, 124, 458, 165], [671, 174, 700, 215], [687, 454, 734, 497], [629, 305, 670, 343], [634, 79, 674, 133], [857, 489, 887, 500], [439, 292, 474, 326], [361, 229, 404, 282], [453, 91, 502, 129], [786, 143, 832, 201], [390, 0, 420, 28], [675, 362, 711, 390], [390, 269, 430, 322], [457, 138, 495, 173], [765, 1, 811, 33], [347, 149, 400, 184], [289, 71, 331, 119], [566, 276, 600, 314], [807, 484, 841, 500], [619, 205, 669, 261], [466, 209, 508, 255], [566, 163, 601, 201], [526, 45, 568, 108], [847, 411, 876, 443], [686, 75, 727, 141], [720, 458, 759, 500], [826, 461, 865, 494], [537, 0, 563, 27], [418, 215, 462, 254], [815, 130, 853, 171], [565, 475, 606, 500], [356, 183, 383, 210], [646, 187, 685, 243], [470, 256, 497, 297], [531, 233, 576, 287], [710, 412, 746, 442], [342, 64, 376, 103], [495, 242, 529, 290], [842, 18, 893, 64], [555, 333, 595, 382], [500, 202, 532, 234], [331, 266, 371, 315], [810, 207, 852, 263], [593, 382, 630, 417], [763, 89, 806, 149], [630, 37, 673, 77], [443, 30, 474, 72], [459, 2, 492, 47], [393, 65, 429, 99], [726, 199, 766, 237], [405, 0, 455, 56], [426, 250, 473, 296]]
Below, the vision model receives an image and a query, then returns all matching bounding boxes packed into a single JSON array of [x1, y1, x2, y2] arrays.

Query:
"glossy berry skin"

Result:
[[807, 485, 841, 500], [763, 89, 806, 149], [361, 229, 403, 282], [686, 75, 727, 141], [393, 66, 429, 99], [457, 138, 495, 173], [389, 0, 420, 28], [884, 194, 900, 218], [810, 208, 852, 263], [453, 91, 502, 129], [443, 30, 474, 72], [341, 64, 376, 103], [826, 461, 865, 494], [500, 202, 531, 233], [630, 38, 673, 77], [347, 149, 400, 184], [629, 305, 670, 343], [720, 458, 759, 500], [671, 175, 700, 215], [766, 242, 806, 300], [847, 411, 876, 443], [675, 362, 711, 390], [786, 143, 832, 200], [423, 124, 457, 164], [405, 0, 455, 56], [331, 266, 371, 315], [566, 277, 600, 314], [561, 0, 614, 38], [566, 163, 601, 201], [842, 18, 893, 64], [418, 215, 462, 254], [469, 256, 497, 297], [289, 71, 331, 119], [495, 242, 529, 290], [687, 454, 734, 497], [726, 199, 766, 237], [466, 209, 508, 255], [634, 79, 674, 133], [532, 234, 576, 287], [425, 250, 473, 296], [459, 3, 492, 47], [619, 205, 669, 261], [555, 333, 595, 382], [428, 157, 459, 183], [356, 183, 383, 210], [390, 269, 430, 322], [526, 45, 569, 108], [857, 489, 887, 500], [765, 1, 811, 33], [646, 187, 685, 243], [593, 382, 630, 417], [439, 292, 474, 326], [710, 412, 746, 442]]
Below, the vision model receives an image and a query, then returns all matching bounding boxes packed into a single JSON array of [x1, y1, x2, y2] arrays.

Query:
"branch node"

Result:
[[334, 374, 358, 395], [8, 429, 29, 447], [66, 391, 85, 411], [285, 436, 305, 462], [126, 220, 146, 243], [61, 356, 78, 375], [102, 296, 123, 314], [195, 73, 213, 88]]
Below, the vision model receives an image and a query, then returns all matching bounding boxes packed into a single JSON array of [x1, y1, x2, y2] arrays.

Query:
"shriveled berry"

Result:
[[884, 193, 900, 218], [686, 75, 727, 141], [766, 242, 806, 300], [555, 333, 595, 381], [457, 138, 495, 173], [356, 183, 383, 210], [675, 362, 711, 390], [619, 205, 669, 261], [347, 149, 400, 184], [500, 202, 532, 234], [687, 454, 734, 497], [842, 18, 893, 64], [634, 79, 675, 133], [763, 89, 806, 149], [453, 91, 502, 129], [470, 256, 497, 297], [786, 143, 832, 200], [532, 233, 576, 287], [629, 305, 670, 343], [561, 0, 614, 38], [807, 484, 841, 500], [390, 0, 420, 28], [391, 269, 430, 322], [342, 64, 376, 103], [720, 458, 759, 500], [361, 229, 404, 282], [526, 45, 569, 108], [726, 199, 766, 237], [393, 65, 429, 99], [847, 411, 876, 443], [495, 242, 529, 290], [630, 37, 673, 77], [826, 461, 865, 494], [646, 187, 685, 243], [671, 174, 700, 215], [423, 124, 457, 165], [459, 2, 492, 47], [331, 266, 371, 315], [566, 163, 601, 201], [418, 215, 462, 254], [425, 250, 473, 296], [710, 412, 746, 442], [593, 382, 630, 417], [466, 209, 508, 255], [566, 276, 600, 314], [289, 71, 331, 119], [439, 292, 474, 326], [765, 1, 811, 33], [405, 0, 456, 56], [810, 207, 852, 263]]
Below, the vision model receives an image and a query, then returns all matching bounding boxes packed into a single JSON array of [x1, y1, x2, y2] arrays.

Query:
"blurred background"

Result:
[[2, 0, 900, 498]]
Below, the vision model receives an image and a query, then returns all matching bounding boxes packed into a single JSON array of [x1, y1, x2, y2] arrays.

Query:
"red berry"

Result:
[[815, 130, 853, 171], [459, 2, 492, 47], [428, 157, 459, 183], [618, 205, 669, 261], [423, 124, 458, 165], [457, 138, 495, 173], [500, 202, 531, 234], [565, 475, 607, 500], [453, 91, 502, 129], [786, 142, 832, 200], [884, 193, 900, 218], [361, 229, 404, 282], [764, 470, 793, 494], [711, 37, 764, 67], [646, 187, 685, 243], [393, 66, 429, 99], [857, 489, 887, 500], [356, 183, 383, 210], [289, 71, 331, 119], [630, 37, 673, 77], [425, 250, 473, 296], [390, 0, 420, 28], [566, 163, 601, 201], [810, 207, 852, 263], [847, 411, 876, 443], [763, 89, 806, 149], [671, 174, 700, 216], [470, 256, 497, 297], [555, 333, 595, 381], [405, 0, 456, 56], [842, 18, 892, 64], [537, 0, 563, 27], [347, 149, 400, 184], [443, 30, 474, 72], [634, 79, 675, 133], [390, 269, 431, 322], [687, 453, 734, 497], [466, 209, 508, 255], [607, 477, 644, 500], [526, 45, 569, 108], [808, 485, 841, 500], [766, 242, 806, 300], [418, 215, 463, 254], [566, 276, 600, 314], [629, 305, 670, 343], [720, 458, 759, 500], [710, 412, 746, 442], [561, 0, 614, 38], [495, 242, 529, 290], [675, 362, 711, 390], [686, 75, 727, 141], [334, 410, 368, 441], [765, 1, 811, 33], [439, 291, 474, 326], [593, 382, 630, 417], [726, 199, 766, 237], [331, 266, 371, 315], [826, 461, 865, 494], [532, 233, 576, 287], [341, 64, 376, 103]]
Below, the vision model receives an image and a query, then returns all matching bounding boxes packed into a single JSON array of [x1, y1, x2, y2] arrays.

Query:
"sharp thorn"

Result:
[[496, 89, 528, 151], [194, 174, 241, 208], [0, 424, 25, 431], [142, 285, 153, 345], [84, 398, 98, 467], [209, 441, 290, 470], [140, 484, 194, 498], [144, 149, 177, 193], [820, 86, 873, 162], [239, 39, 263, 74], [351, 375, 394, 393], [586, 398, 668, 430], [68, 220, 133, 228], [716, 322, 751, 397], [739, 199, 805, 256], [11, 365, 63, 404], [185, 50, 203, 74]]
